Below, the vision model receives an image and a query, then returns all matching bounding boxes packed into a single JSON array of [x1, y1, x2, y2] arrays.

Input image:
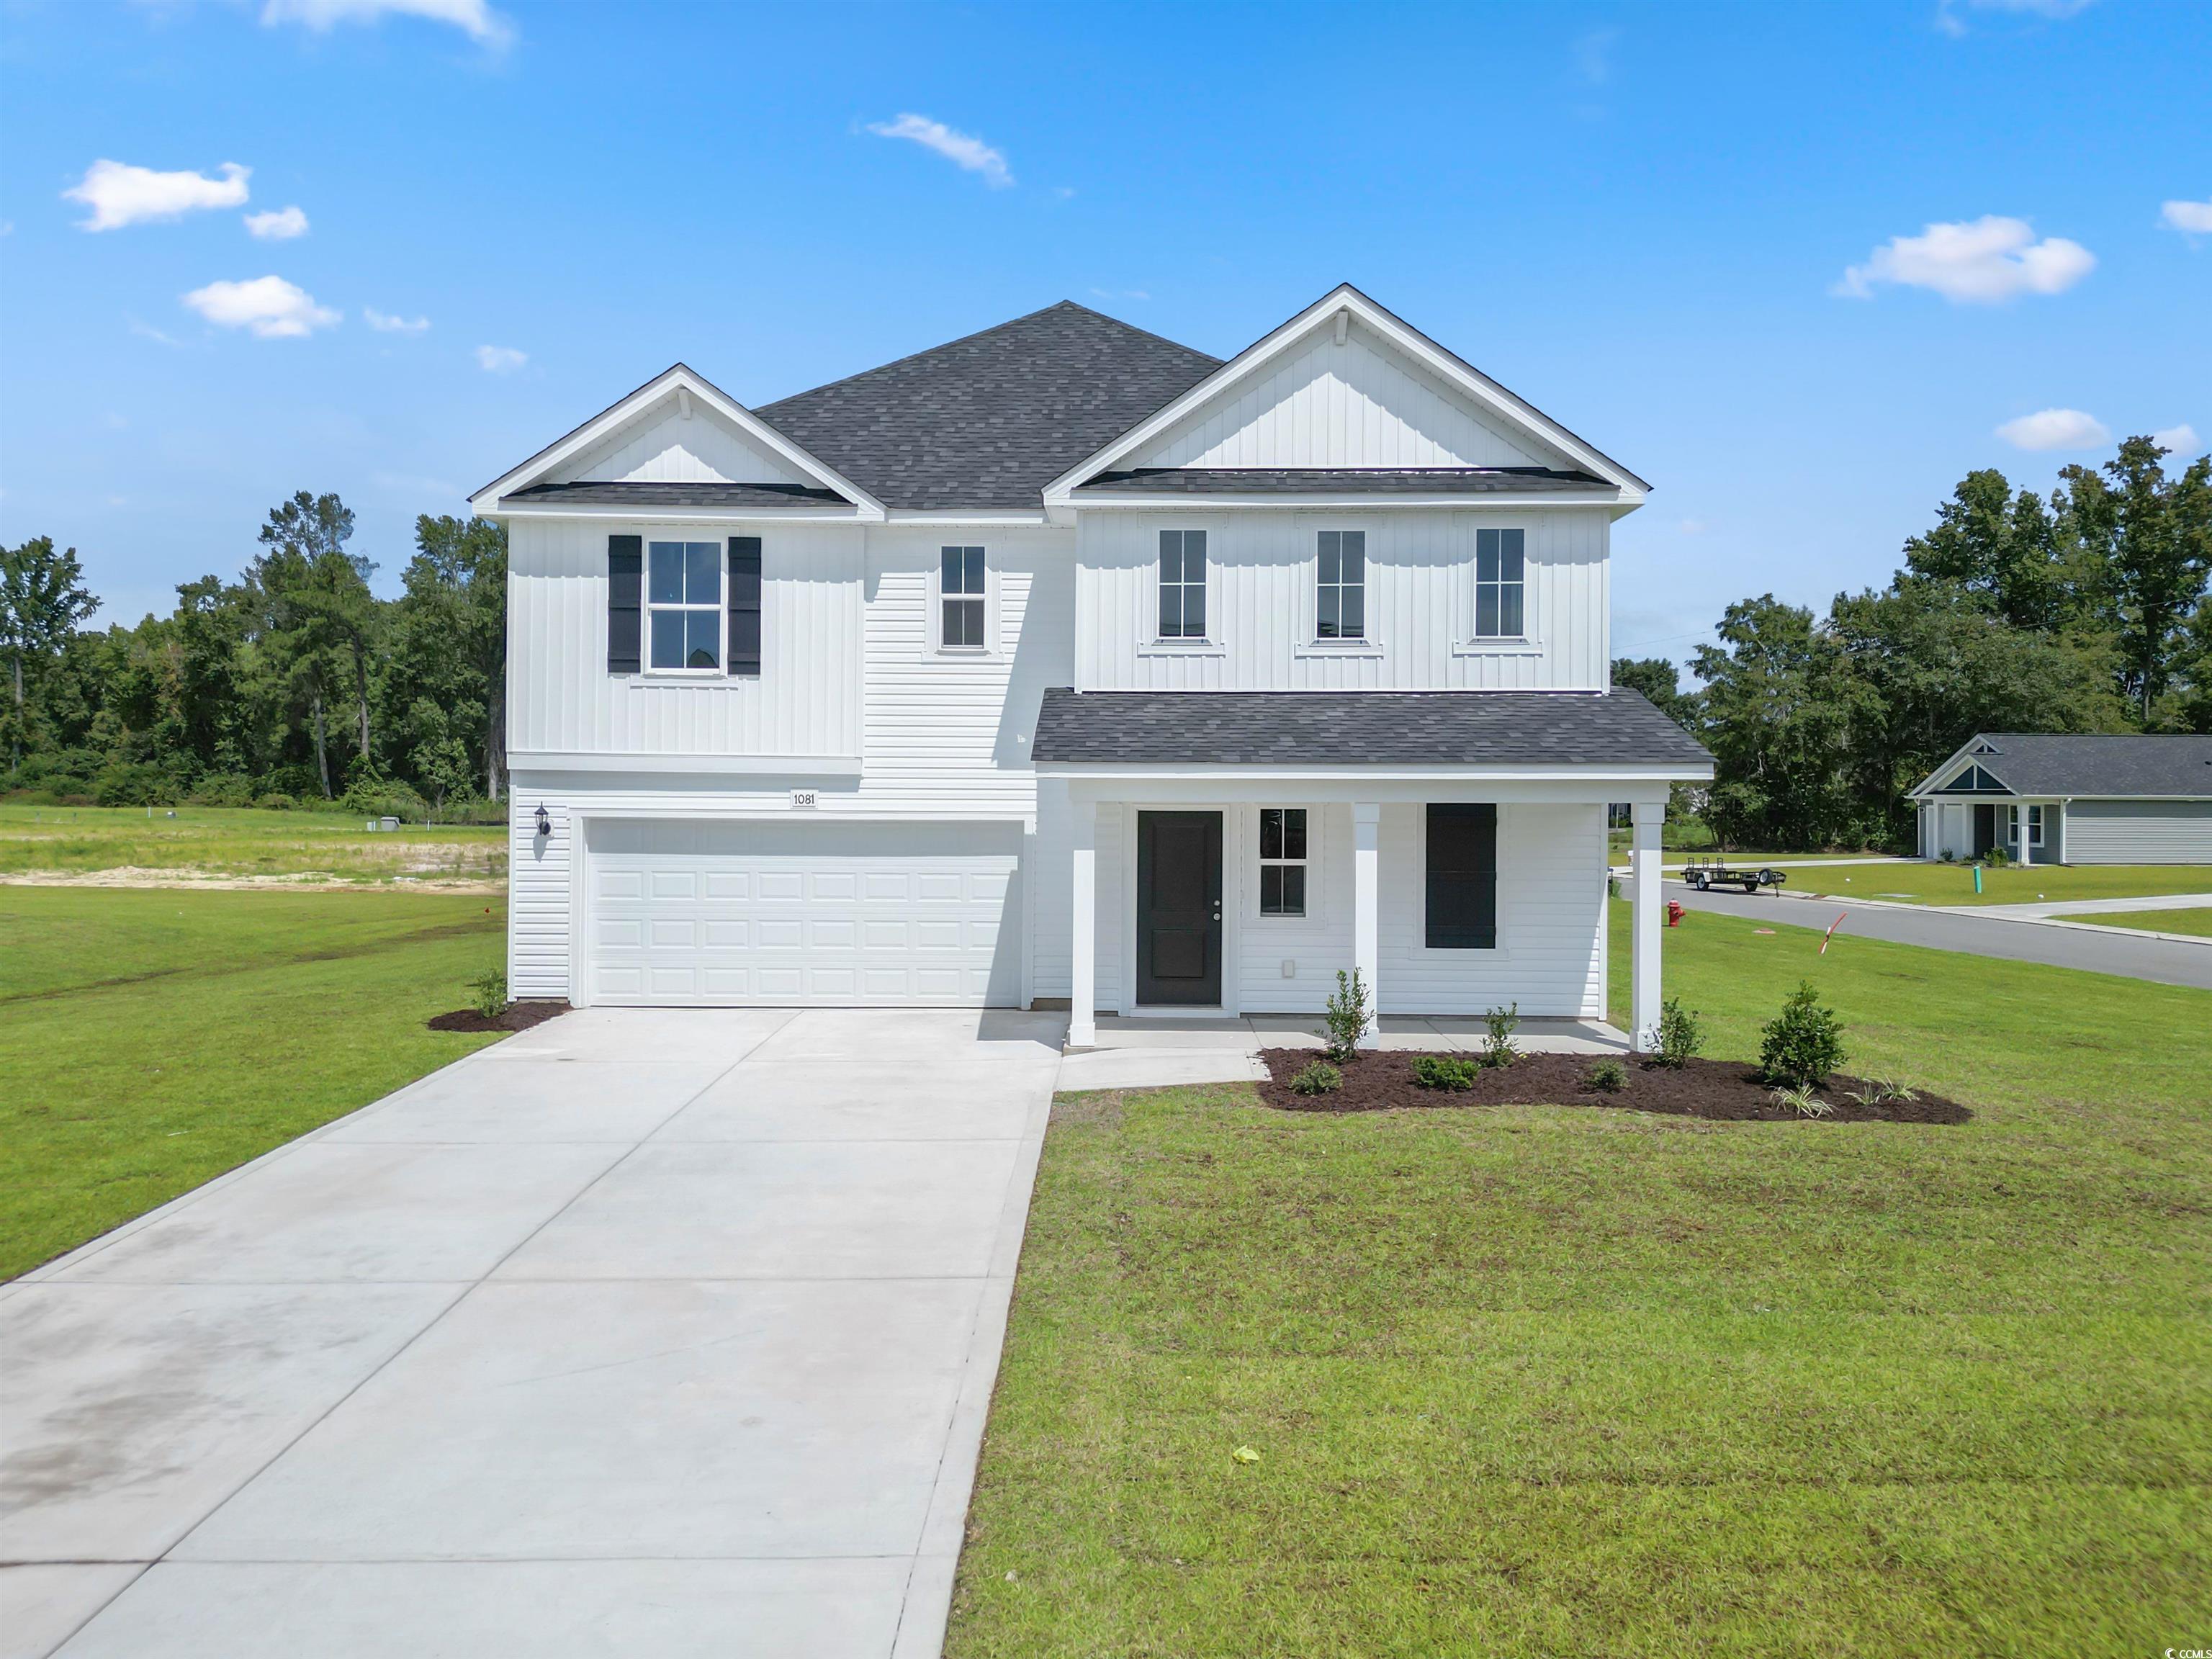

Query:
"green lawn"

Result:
[[0, 886, 506, 1279], [2078, 905, 2212, 938], [949, 902, 2212, 1656], [0, 801, 505, 884], [1771, 860, 2212, 907]]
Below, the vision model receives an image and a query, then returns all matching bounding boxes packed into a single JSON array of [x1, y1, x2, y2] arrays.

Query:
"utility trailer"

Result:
[[1681, 857, 1787, 894]]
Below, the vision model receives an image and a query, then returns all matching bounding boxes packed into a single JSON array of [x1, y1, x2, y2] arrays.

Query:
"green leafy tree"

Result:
[[253, 492, 379, 773], [1691, 595, 1865, 849], [2059, 437, 2212, 723], [1, 536, 100, 767], [1610, 656, 1696, 727], [391, 515, 508, 800], [1902, 469, 2073, 632]]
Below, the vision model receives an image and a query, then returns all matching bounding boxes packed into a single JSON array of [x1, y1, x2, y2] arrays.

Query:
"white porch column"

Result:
[[1069, 799, 1097, 1051], [1352, 802, 1381, 1050], [1631, 799, 1664, 1052]]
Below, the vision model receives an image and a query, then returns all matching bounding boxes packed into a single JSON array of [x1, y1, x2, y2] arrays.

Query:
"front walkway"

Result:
[[2, 1008, 1066, 1659], [1057, 1014, 1629, 1091]]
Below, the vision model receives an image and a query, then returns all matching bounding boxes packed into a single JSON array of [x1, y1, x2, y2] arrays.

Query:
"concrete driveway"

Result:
[[2, 1007, 1065, 1659]]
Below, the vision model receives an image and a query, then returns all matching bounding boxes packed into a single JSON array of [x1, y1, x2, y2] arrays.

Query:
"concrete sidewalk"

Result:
[[3, 1007, 1066, 1659], [1971, 891, 2212, 920], [1056, 1014, 1629, 1092]]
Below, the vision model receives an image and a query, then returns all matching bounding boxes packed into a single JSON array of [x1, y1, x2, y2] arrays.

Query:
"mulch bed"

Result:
[[427, 1000, 569, 1035], [1256, 1048, 1971, 1124]]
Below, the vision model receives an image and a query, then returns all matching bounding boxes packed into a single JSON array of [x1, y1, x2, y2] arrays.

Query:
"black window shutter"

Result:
[[606, 535, 642, 674], [727, 536, 762, 677], [1425, 804, 1498, 949]]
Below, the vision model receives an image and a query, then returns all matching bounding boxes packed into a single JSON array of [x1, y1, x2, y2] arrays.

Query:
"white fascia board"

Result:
[[468, 363, 887, 521], [507, 750, 863, 776], [1069, 491, 1628, 512], [1038, 761, 1712, 784], [1040, 283, 1650, 506], [491, 505, 866, 525], [881, 509, 1051, 526]]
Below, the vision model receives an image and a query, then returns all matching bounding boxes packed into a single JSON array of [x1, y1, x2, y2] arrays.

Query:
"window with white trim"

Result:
[[647, 540, 722, 670], [1259, 808, 1308, 917], [940, 545, 986, 650], [1316, 531, 1365, 640], [2026, 804, 2044, 847], [1158, 529, 1207, 639], [1474, 528, 1525, 638]]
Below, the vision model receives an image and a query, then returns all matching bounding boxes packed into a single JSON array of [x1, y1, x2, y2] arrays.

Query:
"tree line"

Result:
[[4, 436, 2206, 842], [1614, 435, 2212, 850], [1, 493, 506, 821]]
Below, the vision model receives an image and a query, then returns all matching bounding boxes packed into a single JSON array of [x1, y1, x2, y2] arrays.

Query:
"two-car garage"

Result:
[[581, 818, 1022, 1007]]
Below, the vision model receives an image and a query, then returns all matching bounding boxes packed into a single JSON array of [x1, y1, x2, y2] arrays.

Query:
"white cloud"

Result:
[[1996, 408, 2109, 451], [365, 307, 430, 333], [1938, 0, 2094, 32], [65, 159, 250, 231], [1836, 215, 2095, 302], [865, 113, 1012, 189], [2161, 198, 2212, 235], [1573, 27, 1619, 85], [127, 315, 186, 348], [1088, 287, 1151, 302], [260, 0, 511, 45], [181, 275, 340, 338], [2152, 423, 2203, 456], [475, 344, 527, 372], [244, 204, 310, 240]]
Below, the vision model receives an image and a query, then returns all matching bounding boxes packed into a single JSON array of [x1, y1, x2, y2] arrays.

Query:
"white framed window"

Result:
[[1475, 528, 1525, 638], [1258, 807, 1308, 917], [940, 545, 987, 652], [1316, 531, 1365, 641], [2026, 804, 2044, 847], [647, 539, 723, 672], [1158, 529, 1207, 640]]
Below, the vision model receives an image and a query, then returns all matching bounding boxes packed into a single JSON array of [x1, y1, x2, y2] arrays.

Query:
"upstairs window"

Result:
[[1316, 531, 1365, 640], [941, 545, 986, 650], [1474, 528, 1525, 638], [648, 540, 722, 670], [1259, 808, 1308, 917], [1159, 529, 1207, 639]]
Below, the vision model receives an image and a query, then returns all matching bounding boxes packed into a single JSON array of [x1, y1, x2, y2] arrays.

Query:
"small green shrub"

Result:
[[1411, 1054, 1480, 1090], [1768, 1083, 1833, 1118], [1324, 968, 1370, 1063], [187, 773, 257, 807], [1289, 1060, 1341, 1096], [1585, 1058, 1627, 1093], [255, 793, 298, 811], [1758, 981, 1847, 1088], [1653, 997, 1704, 1069], [468, 969, 507, 1020], [1480, 1002, 1520, 1069]]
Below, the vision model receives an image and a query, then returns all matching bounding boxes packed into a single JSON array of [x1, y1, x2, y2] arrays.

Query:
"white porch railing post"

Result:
[[1631, 799, 1665, 1052], [1069, 799, 1097, 1051], [1353, 802, 1381, 1050]]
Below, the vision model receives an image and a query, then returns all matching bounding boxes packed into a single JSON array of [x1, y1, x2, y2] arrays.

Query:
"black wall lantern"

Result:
[[534, 804, 552, 840]]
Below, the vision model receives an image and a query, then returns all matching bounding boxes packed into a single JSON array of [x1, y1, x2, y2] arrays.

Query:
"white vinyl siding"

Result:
[[2062, 799, 2212, 864], [1075, 508, 1609, 691], [1128, 317, 1564, 472], [548, 399, 808, 485]]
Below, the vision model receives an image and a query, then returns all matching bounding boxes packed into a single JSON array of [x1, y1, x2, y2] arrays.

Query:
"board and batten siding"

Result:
[[547, 400, 806, 486], [1128, 318, 1564, 472], [507, 518, 865, 761], [2063, 799, 2212, 864], [1074, 507, 1609, 691]]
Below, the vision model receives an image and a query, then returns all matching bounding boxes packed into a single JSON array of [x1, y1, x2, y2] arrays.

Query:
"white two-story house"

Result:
[[470, 285, 1711, 1048]]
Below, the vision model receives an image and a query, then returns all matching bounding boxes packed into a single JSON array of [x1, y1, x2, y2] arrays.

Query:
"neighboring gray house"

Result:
[[1910, 733, 2212, 864]]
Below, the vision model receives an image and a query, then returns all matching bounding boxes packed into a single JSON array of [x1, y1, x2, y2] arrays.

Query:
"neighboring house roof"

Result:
[[1910, 733, 2212, 799], [752, 302, 1221, 511], [505, 480, 849, 510], [1031, 689, 1712, 770], [1072, 467, 1613, 497]]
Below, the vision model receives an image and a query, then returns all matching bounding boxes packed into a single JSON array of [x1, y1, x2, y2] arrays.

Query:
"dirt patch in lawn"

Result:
[[0, 866, 501, 893], [1256, 1048, 1971, 1124], [427, 1000, 569, 1034]]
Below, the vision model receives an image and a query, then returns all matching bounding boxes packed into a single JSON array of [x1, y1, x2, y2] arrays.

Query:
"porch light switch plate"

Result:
[[789, 789, 817, 810], [1282, 959, 1296, 978]]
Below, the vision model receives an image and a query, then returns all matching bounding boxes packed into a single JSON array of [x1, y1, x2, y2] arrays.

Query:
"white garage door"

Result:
[[585, 819, 1021, 1007]]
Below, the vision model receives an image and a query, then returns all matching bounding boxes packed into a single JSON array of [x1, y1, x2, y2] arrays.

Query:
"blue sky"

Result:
[[1, 0, 2206, 672]]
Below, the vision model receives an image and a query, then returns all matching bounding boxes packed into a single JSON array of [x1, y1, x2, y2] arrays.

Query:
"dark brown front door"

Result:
[[1973, 803, 1997, 858], [1137, 811, 1222, 1006]]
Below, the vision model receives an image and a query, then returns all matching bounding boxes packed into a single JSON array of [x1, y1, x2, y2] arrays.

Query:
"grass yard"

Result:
[[949, 902, 2212, 1656], [1774, 858, 2212, 907], [2079, 906, 2212, 938], [0, 886, 506, 1280], [0, 801, 506, 886]]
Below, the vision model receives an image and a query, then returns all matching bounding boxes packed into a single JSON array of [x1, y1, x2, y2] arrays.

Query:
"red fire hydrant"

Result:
[[1666, 899, 1685, 928]]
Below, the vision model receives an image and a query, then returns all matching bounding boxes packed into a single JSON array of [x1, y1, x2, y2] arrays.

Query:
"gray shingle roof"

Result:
[[1031, 690, 1712, 769], [1922, 734, 2212, 798], [505, 480, 850, 509], [1074, 467, 1614, 497], [752, 302, 1220, 511]]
